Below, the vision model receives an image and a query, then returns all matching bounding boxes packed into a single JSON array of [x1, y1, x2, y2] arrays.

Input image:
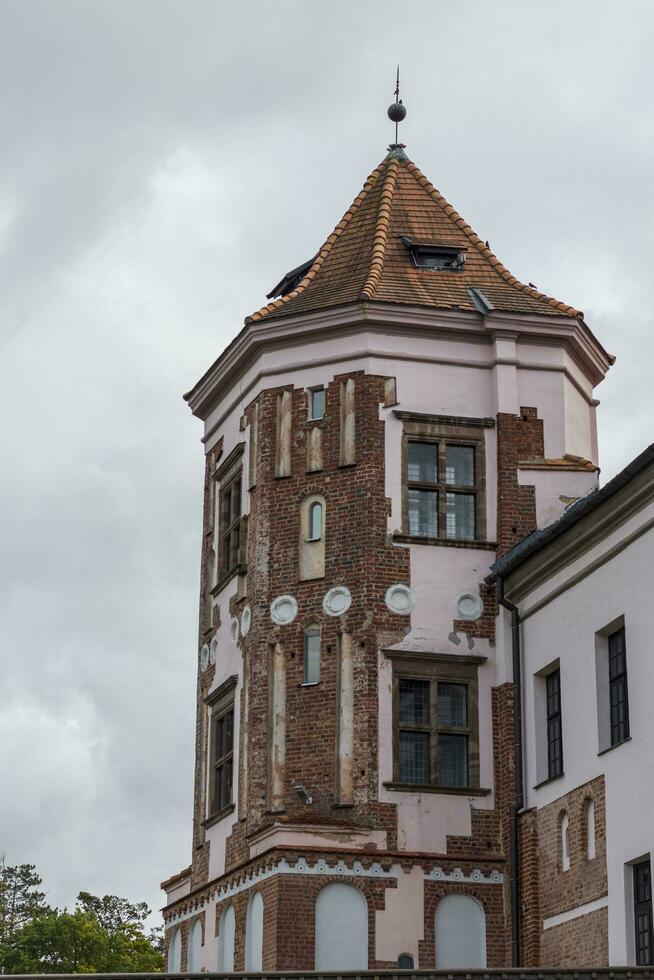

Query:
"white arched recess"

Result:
[[435, 894, 486, 968], [245, 891, 264, 971], [167, 927, 181, 973], [315, 882, 368, 970], [218, 905, 235, 972], [187, 919, 203, 972]]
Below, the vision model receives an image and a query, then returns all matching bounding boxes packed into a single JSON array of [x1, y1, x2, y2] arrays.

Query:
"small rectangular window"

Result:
[[609, 626, 630, 746], [309, 387, 325, 421], [546, 668, 563, 779], [634, 859, 653, 965], [219, 472, 242, 579], [303, 629, 321, 684]]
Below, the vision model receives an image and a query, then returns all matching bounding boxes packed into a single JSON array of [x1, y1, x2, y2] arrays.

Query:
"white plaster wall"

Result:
[[435, 894, 486, 967], [518, 512, 654, 964], [315, 883, 368, 970], [517, 368, 566, 459], [217, 904, 235, 971], [409, 544, 495, 637], [518, 467, 598, 529], [564, 375, 594, 460], [245, 892, 264, 971]]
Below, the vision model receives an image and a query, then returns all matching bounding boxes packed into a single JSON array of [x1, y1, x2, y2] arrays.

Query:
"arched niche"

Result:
[[435, 893, 486, 968], [218, 904, 235, 972], [299, 493, 325, 581], [167, 926, 181, 973], [245, 891, 264, 971], [187, 919, 202, 972], [315, 882, 368, 970]]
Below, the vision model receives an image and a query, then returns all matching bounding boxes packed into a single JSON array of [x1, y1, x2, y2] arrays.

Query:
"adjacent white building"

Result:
[[492, 443, 654, 966]]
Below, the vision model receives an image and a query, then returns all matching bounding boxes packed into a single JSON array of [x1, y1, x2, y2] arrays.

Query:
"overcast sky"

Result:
[[1, 0, 653, 924]]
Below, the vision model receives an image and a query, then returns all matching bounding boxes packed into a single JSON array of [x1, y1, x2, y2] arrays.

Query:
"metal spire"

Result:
[[387, 64, 407, 148]]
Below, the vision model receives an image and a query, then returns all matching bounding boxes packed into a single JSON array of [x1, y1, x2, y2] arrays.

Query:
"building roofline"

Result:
[[489, 442, 654, 582]]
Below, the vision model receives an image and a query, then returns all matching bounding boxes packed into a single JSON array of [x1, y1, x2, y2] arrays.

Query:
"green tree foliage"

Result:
[[0, 858, 163, 974]]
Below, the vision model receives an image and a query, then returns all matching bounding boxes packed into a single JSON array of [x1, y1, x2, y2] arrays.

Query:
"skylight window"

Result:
[[401, 237, 466, 271]]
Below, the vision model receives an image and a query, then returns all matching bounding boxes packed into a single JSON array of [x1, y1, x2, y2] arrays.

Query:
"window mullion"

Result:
[[430, 679, 438, 784]]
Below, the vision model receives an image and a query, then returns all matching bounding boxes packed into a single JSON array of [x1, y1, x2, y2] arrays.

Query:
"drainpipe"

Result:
[[497, 576, 524, 968]]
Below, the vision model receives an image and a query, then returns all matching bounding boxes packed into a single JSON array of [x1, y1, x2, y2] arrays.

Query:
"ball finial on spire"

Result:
[[387, 65, 406, 147]]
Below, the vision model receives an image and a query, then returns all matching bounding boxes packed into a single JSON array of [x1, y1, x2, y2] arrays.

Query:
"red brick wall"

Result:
[[496, 407, 544, 557], [540, 907, 608, 967]]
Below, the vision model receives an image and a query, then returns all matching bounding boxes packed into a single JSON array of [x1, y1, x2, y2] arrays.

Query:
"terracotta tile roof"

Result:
[[247, 149, 583, 323]]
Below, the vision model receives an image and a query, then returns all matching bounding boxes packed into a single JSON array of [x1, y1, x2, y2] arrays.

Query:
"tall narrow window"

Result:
[[585, 798, 596, 860], [220, 474, 242, 578], [206, 677, 237, 819], [303, 628, 321, 684], [634, 859, 653, 966], [309, 386, 325, 420], [308, 501, 323, 541], [546, 668, 563, 779], [404, 432, 482, 542], [394, 667, 477, 789], [609, 626, 630, 746]]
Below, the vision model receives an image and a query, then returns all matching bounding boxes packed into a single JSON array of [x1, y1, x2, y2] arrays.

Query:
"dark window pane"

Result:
[[546, 669, 563, 778], [408, 488, 438, 536], [446, 445, 475, 486], [225, 709, 234, 753], [438, 683, 467, 727], [399, 731, 429, 784], [399, 679, 430, 725], [397, 954, 414, 969], [408, 442, 438, 483], [308, 502, 322, 540], [232, 480, 241, 521], [310, 388, 325, 420], [634, 860, 653, 965], [445, 492, 475, 540], [437, 734, 468, 787], [304, 630, 321, 684]]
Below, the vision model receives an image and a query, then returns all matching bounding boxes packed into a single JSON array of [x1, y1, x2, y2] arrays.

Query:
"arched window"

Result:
[[167, 926, 181, 973], [398, 953, 415, 969], [304, 627, 321, 684], [218, 905, 235, 972], [245, 891, 264, 971], [435, 894, 486, 968], [308, 501, 323, 541], [561, 811, 570, 871], [187, 919, 202, 972], [585, 798, 596, 860], [299, 494, 326, 581], [315, 882, 368, 970]]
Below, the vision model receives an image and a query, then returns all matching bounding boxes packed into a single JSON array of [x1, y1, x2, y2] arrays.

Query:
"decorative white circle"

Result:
[[323, 585, 352, 617], [240, 605, 252, 636], [270, 594, 298, 626], [385, 583, 416, 615], [200, 644, 209, 670], [210, 638, 218, 664], [456, 592, 483, 621], [230, 619, 239, 643]]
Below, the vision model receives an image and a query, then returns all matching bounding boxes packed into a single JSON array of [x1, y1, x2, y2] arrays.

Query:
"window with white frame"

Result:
[[303, 628, 321, 684]]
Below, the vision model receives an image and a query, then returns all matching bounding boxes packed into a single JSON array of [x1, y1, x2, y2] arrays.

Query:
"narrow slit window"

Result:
[[561, 812, 570, 871], [303, 628, 321, 684], [608, 626, 629, 746], [209, 691, 235, 817], [308, 501, 323, 541], [546, 668, 563, 779]]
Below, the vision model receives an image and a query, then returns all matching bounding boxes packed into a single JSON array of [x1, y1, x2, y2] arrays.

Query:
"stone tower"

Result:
[[161, 140, 611, 972]]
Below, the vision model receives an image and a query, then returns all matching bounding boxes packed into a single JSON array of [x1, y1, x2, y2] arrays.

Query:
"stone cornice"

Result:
[[185, 302, 611, 423]]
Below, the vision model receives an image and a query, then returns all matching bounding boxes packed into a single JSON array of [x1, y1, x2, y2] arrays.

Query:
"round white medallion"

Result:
[[230, 619, 239, 643], [385, 583, 416, 615], [323, 585, 352, 617], [240, 605, 252, 636], [270, 594, 298, 626], [456, 592, 483, 621], [200, 644, 210, 670], [210, 637, 218, 663]]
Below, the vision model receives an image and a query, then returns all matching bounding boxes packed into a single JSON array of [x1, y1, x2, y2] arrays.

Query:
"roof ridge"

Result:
[[404, 160, 583, 319], [360, 156, 399, 301], [247, 164, 386, 323]]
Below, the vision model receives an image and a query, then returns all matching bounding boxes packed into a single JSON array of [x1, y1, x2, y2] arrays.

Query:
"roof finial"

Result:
[[387, 64, 407, 149]]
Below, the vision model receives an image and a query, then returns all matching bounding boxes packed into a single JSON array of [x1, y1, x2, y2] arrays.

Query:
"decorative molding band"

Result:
[[425, 866, 503, 884], [164, 858, 504, 927], [543, 894, 608, 930]]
